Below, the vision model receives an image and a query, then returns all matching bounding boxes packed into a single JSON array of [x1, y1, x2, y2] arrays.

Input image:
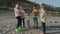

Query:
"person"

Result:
[[32, 5, 39, 28], [20, 6, 26, 28], [25, 13, 30, 28], [39, 3, 46, 34], [14, 4, 22, 32]]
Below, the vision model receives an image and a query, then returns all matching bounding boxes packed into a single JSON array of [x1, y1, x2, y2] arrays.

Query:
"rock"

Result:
[[55, 21, 58, 23]]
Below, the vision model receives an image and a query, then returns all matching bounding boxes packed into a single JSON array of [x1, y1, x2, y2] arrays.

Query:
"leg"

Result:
[[15, 16, 22, 32], [33, 17, 36, 27], [33, 17, 38, 29], [22, 18, 25, 28], [27, 20, 30, 27], [16, 17, 22, 28], [35, 17, 38, 28], [19, 17, 22, 28], [41, 22, 46, 34]]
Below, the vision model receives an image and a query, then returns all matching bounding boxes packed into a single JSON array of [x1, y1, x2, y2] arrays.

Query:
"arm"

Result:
[[21, 9, 26, 17], [32, 9, 34, 16], [40, 9, 44, 18], [40, 13, 44, 18], [22, 10, 25, 16]]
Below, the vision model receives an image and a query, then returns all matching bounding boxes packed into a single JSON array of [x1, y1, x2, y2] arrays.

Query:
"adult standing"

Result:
[[14, 4, 22, 32], [32, 5, 39, 28], [14, 4, 25, 32], [39, 3, 46, 34], [20, 6, 26, 28]]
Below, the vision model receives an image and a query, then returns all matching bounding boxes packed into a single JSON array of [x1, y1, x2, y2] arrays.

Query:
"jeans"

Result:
[[21, 18, 25, 28], [33, 16, 38, 27], [26, 20, 30, 27]]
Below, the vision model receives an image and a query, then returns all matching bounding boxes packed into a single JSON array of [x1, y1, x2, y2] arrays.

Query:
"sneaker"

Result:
[[15, 27, 22, 32], [15, 28, 19, 32], [18, 27, 22, 32]]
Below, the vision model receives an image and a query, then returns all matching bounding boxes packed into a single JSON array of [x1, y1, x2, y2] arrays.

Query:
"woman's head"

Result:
[[33, 5, 37, 9], [39, 3, 44, 8], [15, 4, 21, 10], [20, 6, 22, 9], [20, 5, 24, 9], [15, 4, 18, 8]]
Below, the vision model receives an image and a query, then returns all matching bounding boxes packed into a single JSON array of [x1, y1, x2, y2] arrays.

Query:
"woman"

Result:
[[39, 3, 46, 34], [32, 5, 38, 28], [14, 4, 24, 32], [20, 6, 25, 28]]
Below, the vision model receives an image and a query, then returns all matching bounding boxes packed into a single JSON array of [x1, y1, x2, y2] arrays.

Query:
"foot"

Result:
[[15, 27, 22, 32]]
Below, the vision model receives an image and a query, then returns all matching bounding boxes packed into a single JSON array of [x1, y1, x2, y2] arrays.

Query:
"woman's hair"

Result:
[[14, 4, 20, 8], [39, 3, 46, 10], [40, 3, 45, 7], [33, 4, 38, 9], [34, 5, 37, 7]]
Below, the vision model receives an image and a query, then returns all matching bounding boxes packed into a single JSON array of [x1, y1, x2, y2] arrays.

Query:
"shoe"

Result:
[[15, 28, 19, 32], [15, 27, 22, 32]]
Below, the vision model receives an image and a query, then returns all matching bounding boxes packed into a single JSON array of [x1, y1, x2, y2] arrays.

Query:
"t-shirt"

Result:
[[25, 16, 30, 21], [32, 9, 38, 16]]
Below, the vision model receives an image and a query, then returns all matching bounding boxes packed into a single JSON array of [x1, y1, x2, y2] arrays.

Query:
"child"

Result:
[[25, 13, 30, 28]]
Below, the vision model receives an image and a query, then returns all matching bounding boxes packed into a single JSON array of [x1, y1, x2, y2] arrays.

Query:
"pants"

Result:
[[33, 16, 38, 28], [16, 16, 22, 28], [26, 20, 30, 27], [41, 22, 46, 34], [21, 18, 25, 28]]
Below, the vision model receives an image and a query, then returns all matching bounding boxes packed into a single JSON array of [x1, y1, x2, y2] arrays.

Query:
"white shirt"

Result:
[[25, 16, 30, 21]]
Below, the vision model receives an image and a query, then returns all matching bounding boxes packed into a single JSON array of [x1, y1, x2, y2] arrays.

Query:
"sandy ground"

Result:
[[0, 10, 60, 34]]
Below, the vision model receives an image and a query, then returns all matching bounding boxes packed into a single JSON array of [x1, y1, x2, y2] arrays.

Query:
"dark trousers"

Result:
[[16, 16, 22, 28], [33, 16, 38, 28], [41, 22, 46, 34], [22, 18, 25, 28]]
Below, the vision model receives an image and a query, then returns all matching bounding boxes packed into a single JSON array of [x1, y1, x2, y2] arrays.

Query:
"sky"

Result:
[[28, 0, 60, 7]]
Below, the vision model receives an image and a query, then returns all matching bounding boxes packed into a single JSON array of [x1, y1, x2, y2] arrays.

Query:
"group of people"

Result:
[[14, 3, 46, 34]]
